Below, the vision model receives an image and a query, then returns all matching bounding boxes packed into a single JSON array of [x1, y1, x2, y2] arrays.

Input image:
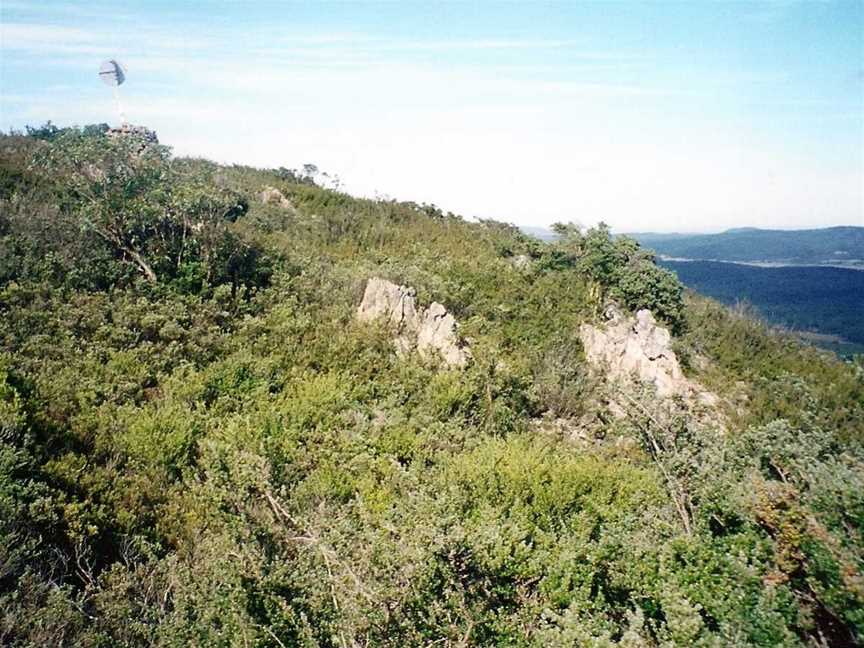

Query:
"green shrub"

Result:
[[1, 126, 862, 646], [551, 222, 686, 330]]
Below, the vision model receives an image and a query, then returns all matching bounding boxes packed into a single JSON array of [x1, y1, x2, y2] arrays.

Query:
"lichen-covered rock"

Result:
[[357, 278, 420, 330], [260, 186, 295, 210], [579, 308, 716, 404], [416, 302, 470, 367], [357, 278, 469, 367]]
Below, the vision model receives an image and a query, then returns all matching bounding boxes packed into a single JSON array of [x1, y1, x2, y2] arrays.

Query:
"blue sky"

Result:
[[1, 1, 861, 231]]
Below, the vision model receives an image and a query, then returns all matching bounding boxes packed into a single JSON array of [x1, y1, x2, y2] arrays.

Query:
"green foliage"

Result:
[[0, 125, 861, 646], [615, 260, 685, 331], [22, 128, 270, 293], [553, 222, 686, 330], [679, 296, 864, 441], [25, 120, 63, 140]]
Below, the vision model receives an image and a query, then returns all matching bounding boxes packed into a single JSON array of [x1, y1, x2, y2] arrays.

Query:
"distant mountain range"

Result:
[[627, 226, 864, 268]]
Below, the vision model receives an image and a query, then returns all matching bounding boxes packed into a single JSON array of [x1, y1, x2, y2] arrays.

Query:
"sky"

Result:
[[1, 1, 862, 232]]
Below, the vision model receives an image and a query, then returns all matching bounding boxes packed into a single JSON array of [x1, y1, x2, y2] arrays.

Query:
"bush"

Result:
[[26, 129, 270, 292], [551, 223, 685, 331], [614, 260, 685, 332]]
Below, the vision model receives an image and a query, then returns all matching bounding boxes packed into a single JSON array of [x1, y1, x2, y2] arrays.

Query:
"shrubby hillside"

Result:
[[1, 125, 863, 647]]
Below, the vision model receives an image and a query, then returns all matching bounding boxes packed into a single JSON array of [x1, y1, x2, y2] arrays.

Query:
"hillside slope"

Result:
[[1, 127, 863, 647]]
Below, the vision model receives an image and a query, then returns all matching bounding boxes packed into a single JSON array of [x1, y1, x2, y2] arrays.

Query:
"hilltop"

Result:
[[1, 125, 862, 647]]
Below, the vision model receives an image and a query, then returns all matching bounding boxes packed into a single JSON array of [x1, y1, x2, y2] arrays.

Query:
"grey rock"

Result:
[[511, 254, 532, 270], [603, 303, 623, 323], [357, 278, 469, 367], [260, 186, 295, 210], [356, 278, 420, 331], [579, 308, 716, 404], [417, 302, 471, 367]]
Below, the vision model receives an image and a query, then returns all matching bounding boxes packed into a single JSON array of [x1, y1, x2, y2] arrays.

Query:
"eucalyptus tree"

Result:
[[30, 130, 248, 286]]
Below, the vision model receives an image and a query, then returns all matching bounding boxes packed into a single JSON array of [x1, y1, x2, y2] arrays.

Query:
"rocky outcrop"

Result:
[[579, 306, 716, 404], [260, 186, 295, 210], [357, 278, 470, 367], [416, 302, 471, 367], [510, 254, 532, 270], [356, 278, 419, 354], [106, 124, 159, 155]]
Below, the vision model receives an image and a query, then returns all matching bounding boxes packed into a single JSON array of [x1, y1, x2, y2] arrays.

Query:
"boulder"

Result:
[[357, 278, 469, 367], [260, 186, 295, 210], [356, 277, 419, 329], [579, 308, 716, 404], [416, 302, 470, 367], [510, 254, 532, 270]]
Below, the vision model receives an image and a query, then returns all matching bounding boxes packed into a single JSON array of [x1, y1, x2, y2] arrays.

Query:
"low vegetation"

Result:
[[1, 125, 862, 647]]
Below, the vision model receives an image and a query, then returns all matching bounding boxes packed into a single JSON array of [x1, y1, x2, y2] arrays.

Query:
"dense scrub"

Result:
[[1, 126, 862, 647]]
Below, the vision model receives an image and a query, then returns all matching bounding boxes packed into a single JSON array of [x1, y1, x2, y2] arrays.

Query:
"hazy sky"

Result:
[[1, 1, 862, 232]]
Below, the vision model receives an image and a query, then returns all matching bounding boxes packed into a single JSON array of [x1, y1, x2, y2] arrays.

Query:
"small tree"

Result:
[[551, 221, 584, 247], [577, 223, 628, 285], [563, 223, 686, 331], [167, 174, 248, 278], [30, 130, 173, 282], [29, 130, 255, 289], [614, 259, 685, 332], [25, 121, 62, 141]]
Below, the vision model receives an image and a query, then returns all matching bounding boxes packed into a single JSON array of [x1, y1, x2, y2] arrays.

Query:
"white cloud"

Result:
[[0, 22, 96, 47]]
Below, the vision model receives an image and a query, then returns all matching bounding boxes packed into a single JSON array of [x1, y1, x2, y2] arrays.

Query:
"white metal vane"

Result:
[[99, 60, 127, 124]]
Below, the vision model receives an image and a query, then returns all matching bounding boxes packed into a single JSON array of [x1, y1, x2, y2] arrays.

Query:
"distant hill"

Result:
[[628, 226, 864, 267]]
